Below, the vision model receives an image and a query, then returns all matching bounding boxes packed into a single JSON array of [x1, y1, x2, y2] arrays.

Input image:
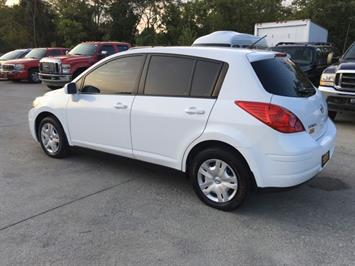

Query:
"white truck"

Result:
[[254, 19, 328, 47]]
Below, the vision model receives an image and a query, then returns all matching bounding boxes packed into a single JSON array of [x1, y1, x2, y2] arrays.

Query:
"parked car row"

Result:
[[0, 41, 131, 86]]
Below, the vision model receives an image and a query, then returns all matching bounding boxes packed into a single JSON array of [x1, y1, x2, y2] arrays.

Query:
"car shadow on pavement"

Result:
[[67, 145, 354, 230]]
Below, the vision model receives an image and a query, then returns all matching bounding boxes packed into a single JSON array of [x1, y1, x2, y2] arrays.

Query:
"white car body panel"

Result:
[[29, 46, 336, 189], [66, 94, 134, 158], [131, 96, 216, 169]]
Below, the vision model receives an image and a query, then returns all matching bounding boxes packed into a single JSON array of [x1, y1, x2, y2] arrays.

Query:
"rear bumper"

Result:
[[319, 86, 355, 112], [39, 73, 72, 87], [251, 119, 336, 188]]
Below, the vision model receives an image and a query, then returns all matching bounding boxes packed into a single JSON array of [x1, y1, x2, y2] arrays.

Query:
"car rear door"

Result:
[[131, 54, 225, 169], [66, 55, 146, 157]]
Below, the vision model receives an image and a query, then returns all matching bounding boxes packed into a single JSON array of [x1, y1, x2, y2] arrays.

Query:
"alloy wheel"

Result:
[[197, 159, 238, 203], [41, 122, 60, 154]]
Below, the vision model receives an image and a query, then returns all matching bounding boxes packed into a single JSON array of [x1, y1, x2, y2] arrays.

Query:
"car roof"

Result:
[[82, 41, 130, 45], [275, 42, 333, 48], [117, 46, 276, 63]]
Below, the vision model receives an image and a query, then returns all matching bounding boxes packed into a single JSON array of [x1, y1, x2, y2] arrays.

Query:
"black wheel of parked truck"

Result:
[[329, 111, 337, 121]]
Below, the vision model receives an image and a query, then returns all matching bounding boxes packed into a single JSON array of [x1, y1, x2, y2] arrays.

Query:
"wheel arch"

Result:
[[34, 111, 68, 143], [184, 140, 257, 188]]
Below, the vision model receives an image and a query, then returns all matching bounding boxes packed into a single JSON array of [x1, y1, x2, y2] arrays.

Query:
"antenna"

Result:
[[249, 35, 267, 49]]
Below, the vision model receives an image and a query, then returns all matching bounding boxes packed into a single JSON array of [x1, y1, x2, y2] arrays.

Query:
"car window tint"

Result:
[[252, 57, 316, 98], [48, 50, 62, 56], [191, 60, 222, 97], [100, 45, 116, 55], [82, 55, 144, 95], [144, 55, 194, 96], [117, 45, 129, 52]]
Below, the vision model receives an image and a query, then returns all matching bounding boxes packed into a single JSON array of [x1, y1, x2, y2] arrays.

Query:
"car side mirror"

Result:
[[66, 82, 77, 94], [97, 50, 108, 60], [327, 52, 336, 65]]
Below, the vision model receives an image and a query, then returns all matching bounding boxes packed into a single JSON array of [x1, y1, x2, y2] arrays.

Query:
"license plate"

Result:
[[322, 151, 330, 167]]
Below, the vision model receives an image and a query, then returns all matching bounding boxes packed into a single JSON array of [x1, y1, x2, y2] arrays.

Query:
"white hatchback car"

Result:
[[29, 47, 336, 210]]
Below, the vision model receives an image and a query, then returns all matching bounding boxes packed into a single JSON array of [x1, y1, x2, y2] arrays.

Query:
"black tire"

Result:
[[28, 68, 40, 83], [189, 147, 252, 211], [47, 85, 61, 90], [38, 116, 69, 158], [72, 68, 85, 79], [329, 111, 337, 121]]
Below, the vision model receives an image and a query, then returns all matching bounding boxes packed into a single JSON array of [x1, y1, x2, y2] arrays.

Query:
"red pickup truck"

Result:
[[39, 41, 131, 89], [1, 48, 68, 83]]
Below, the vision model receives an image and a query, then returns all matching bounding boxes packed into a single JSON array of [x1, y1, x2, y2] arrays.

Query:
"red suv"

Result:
[[39, 41, 131, 89], [1, 48, 68, 83]]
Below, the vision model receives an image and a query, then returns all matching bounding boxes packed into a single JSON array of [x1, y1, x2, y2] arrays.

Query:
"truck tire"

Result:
[[28, 68, 40, 83], [329, 111, 337, 121], [47, 86, 61, 90]]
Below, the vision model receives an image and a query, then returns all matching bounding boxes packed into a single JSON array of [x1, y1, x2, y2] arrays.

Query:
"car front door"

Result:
[[66, 55, 146, 157], [131, 54, 225, 169]]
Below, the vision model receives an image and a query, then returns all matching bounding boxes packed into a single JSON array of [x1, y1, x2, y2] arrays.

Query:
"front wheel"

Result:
[[189, 147, 252, 211], [28, 68, 40, 83], [329, 111, 337, 121], [38, 117, 69, 158]]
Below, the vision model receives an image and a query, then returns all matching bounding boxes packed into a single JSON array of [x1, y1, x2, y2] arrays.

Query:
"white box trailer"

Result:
[[254, 19, 328, 47]]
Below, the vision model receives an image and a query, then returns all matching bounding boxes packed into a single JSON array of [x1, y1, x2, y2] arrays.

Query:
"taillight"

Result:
[[235, 101, 305, 133]]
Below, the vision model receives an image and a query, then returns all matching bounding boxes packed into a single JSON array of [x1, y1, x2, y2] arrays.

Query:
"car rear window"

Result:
[[190, 60, 222, 97], [144, 55, 194, 96], [251, 57, 316, 98]]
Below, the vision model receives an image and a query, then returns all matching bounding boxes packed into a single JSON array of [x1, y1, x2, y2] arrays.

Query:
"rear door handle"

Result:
[[185, 107, 205, 115], [113, 102, 128, 109]]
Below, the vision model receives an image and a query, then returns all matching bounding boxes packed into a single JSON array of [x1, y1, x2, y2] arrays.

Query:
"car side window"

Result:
[[144, 55, 195, 96], [100, 45, 116, 56], [48, 50, 62, 57], [81, 55, 145, 95], [117, 45, 129, 52], [190, 60, 222, 97]]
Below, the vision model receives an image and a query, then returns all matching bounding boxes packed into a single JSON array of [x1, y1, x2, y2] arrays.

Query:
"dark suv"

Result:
[[272, 42, 338, 85], [319, 42, 355, 120]]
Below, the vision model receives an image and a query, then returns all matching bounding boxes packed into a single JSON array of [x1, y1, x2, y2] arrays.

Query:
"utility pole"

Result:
[[33, 0, 37, 47]]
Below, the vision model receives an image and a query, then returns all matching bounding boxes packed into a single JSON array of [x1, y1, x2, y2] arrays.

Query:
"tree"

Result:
[[106, 0, 139, 43], [20, 0, 57, 47], [291, 0, 355, 52]]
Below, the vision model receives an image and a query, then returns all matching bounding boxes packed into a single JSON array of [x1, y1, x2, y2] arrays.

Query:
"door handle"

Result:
[[113, 103, 128, 109], [185, 107, 205, 115]]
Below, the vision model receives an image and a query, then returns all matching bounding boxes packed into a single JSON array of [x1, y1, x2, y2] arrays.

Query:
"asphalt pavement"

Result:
[[0, 81, 354, 266]]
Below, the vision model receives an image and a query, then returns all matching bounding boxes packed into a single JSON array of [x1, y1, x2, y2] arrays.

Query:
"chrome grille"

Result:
[[40, 62, 59, 74], [336, 73, 355, 92], [2, 65, 14, 71]]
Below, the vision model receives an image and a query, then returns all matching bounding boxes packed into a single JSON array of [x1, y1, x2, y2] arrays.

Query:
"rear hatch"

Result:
[[250, 54, 328, 140]]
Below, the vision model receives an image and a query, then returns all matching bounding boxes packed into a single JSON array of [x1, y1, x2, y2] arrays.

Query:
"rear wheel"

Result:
[[189, 147, 252, 211], [28, 68, 40, 83], [38, 116, 69, 158], [329, 111, 337, 121]]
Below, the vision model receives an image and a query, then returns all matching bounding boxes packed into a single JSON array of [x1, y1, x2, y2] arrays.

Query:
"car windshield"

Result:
[[0, 50, 27, 60], [69, 43, 97, 56], [25, 48, 47, 59], [272, 46, 314, 65], [343, 44, 355, 60], [252, 57, 316, 98]]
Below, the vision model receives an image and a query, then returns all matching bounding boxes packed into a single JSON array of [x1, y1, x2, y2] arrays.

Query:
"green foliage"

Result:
[[291, 0, 355, 53], [0, 0, 354, 53]]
